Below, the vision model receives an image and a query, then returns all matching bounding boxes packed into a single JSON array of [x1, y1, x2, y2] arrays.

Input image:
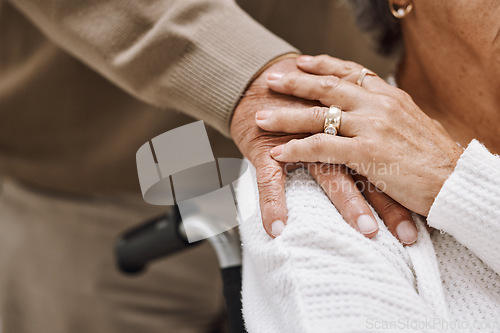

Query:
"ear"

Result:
[[388, 0, 414, 19]]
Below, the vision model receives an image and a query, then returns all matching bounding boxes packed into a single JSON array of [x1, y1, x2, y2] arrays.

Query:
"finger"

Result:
[[266, 71, 372, 109], [355, 176, 418, 245], [270, 134, 358, 165], [296, 55, 391, 94], [283, 162, 309, 173], [308, 163, 379, 238], [255, 106, 361, 137], [254, 155, 289, 238]]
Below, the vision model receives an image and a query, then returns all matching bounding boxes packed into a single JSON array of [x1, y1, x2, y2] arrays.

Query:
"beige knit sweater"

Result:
[[1, 0, 389, 195], [0, 0, 295, 194]]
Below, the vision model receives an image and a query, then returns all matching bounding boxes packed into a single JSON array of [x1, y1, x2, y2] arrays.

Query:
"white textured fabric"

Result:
[[238, 140, 500, 332]]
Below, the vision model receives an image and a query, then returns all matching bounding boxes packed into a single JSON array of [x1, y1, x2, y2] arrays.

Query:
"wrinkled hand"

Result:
[[231, 57, 418, 245], [261, 55, 463, 216]]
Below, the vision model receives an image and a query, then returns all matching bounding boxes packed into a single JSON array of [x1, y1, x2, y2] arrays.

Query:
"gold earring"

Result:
[[389, 0, 414, 19]]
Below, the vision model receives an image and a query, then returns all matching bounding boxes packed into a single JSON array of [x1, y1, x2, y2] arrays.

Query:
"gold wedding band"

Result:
[[324, 106, 342, 135], [356, 68, 376, 87]]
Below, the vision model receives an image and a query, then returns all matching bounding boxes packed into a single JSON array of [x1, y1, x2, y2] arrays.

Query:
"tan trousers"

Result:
[[0, 180, 227, 333]]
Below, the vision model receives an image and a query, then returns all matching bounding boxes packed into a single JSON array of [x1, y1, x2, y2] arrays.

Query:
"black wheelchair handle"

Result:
[[115, 206, 199, 274]]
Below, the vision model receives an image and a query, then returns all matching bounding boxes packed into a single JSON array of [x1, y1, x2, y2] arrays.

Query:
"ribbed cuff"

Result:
[[427, 140, 500, 272], [428, 140, 500, 229], [167, 5, 298, 137]]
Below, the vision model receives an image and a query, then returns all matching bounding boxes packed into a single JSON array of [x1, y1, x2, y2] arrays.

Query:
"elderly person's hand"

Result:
[[258, 55, 463, 216], [231, 57, 419, 244]]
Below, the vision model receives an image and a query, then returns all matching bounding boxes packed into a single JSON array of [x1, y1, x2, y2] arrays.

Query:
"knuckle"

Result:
[[320, 76, 340, 92], [285, 139, 302, 158], [381, 199, 400, 214], [363, 138, 378, 154], [310, 135, 325, 155], [260, 194, 279, 208], [253, 153, 270, 168], [367, 115, 387, 131], [341, 194, 362, 211], [256, 164, 283, 185], [342, 61, 360, 73], [378, 95, 401, 111], [380, 199, 410, 221], [287, 138, 299, 151], [316, 54, 330, 65], [395, 89, 413, 103], [283, 73, 298, 91], [310, 106, 326, 124]]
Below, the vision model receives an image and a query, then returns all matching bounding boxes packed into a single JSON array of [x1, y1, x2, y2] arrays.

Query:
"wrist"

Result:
[[423, 144, 463, 215], [233, 55, 299, 108], [248, 53, 300, 86]]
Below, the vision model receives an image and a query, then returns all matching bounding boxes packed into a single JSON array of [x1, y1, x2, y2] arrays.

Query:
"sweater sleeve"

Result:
[[427, 140, 500, 274], [7, 0, 297, 136]]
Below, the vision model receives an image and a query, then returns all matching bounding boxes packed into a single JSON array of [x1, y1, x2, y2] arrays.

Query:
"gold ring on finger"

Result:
[[324, 105, 342, 135], [356, 68, 376, 87]]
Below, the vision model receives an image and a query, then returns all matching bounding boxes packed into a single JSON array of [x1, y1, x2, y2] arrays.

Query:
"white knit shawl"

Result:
[[237, 140, 500, 333]]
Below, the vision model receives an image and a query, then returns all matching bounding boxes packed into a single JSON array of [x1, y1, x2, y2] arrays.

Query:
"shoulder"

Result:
[[238, 167, 437, 332]]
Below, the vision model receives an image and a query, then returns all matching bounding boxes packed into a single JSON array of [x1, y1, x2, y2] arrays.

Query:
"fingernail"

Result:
[[396, 220, 418, 245], [256, 110, 272, 121], [267, 72, 283, 81], [297, 55, 313, 64], [357, 215, 378, 235], [271, 220, 285, 237], [270, 145, 284, 158]]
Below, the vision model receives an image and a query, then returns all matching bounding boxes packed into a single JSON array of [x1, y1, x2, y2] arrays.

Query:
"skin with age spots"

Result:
[[258, 0, 500, 217]]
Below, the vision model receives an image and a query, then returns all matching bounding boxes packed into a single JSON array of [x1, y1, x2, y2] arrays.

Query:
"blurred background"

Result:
[[241, 0, 397, 77]]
